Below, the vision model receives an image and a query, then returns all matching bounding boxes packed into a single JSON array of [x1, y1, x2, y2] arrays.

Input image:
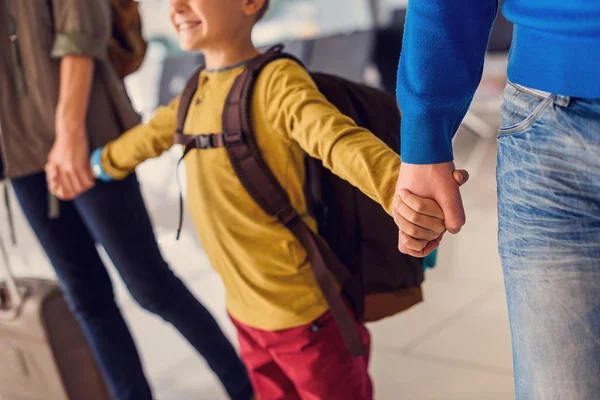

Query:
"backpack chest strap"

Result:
[[175, 132, 245, 158]]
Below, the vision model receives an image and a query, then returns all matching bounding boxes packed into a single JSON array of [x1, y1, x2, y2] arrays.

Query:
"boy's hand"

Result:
[[394, 169, 469, 258], [393, 191, 445, 242]]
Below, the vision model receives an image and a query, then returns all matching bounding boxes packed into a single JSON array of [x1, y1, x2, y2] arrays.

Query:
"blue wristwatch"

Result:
[[423, 248, 438, 272], [90, 147, 113, 182]]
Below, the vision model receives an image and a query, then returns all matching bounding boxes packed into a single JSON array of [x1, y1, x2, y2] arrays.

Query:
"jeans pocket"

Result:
[[498, 82, 554, 137]]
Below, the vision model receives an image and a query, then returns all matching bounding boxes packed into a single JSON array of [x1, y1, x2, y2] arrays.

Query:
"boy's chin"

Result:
[[177, 38, 203, 52], [179, 42, 200, 52]]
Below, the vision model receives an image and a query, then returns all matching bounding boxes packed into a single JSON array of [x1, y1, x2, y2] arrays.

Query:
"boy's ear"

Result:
[[242, 0, 266, 18]]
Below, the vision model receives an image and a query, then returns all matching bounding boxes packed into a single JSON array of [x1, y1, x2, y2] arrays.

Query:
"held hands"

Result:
[[45, 124, 95, 201], [393, 164, 469, 258]]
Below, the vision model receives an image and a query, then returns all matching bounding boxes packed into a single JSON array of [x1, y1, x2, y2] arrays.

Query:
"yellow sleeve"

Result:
[[261, 60, 401, 215], [101, 97, 180, 180]]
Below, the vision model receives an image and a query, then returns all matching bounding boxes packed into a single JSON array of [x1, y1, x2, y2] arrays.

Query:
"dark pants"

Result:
[[11, 172, 252, 400]]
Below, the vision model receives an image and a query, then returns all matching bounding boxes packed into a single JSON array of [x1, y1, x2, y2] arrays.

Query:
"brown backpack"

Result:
[[175, 46, 424, 357], [47, 0, 147, 79], [108, 0, 147, 79]]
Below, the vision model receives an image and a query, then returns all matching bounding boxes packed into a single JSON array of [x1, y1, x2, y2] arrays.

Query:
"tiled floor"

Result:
[[1, 125, 515, 399]]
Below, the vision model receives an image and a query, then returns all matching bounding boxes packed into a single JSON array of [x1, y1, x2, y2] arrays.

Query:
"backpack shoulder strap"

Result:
[[222, 46, 366, 357], [222, 45, 294, 215], [176, 65, 204, 137]]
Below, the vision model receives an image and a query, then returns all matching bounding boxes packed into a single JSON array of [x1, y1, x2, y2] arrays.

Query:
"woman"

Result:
[[0, 1, 252, 399]]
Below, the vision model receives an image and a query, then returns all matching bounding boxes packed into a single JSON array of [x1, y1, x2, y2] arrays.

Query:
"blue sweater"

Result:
[[397, 0, 600, 165]]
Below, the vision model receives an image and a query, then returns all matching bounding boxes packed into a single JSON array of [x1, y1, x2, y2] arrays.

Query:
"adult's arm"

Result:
[[397, 0, 499, 165], [46, 56, 96, 200], [46, 0, 111, 200], [394, 0, 498, 256]]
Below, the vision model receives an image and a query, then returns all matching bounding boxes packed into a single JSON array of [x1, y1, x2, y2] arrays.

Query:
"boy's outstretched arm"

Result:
[[263, 60, 402, 215], [93, 98, 180, 181]]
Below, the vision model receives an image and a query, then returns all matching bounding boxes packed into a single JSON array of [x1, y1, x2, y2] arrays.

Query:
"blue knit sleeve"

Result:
[[397, 0, 498, 164]]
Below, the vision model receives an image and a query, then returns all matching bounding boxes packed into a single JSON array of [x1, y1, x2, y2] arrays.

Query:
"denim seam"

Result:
[[508, 81, 571, 107], [498, 95, 555, 137], [505, 84, 521, 123], [507, 81, 548, 100]]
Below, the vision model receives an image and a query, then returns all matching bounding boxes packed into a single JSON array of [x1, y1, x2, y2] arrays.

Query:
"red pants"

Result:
[[230, 311, 373, 400]]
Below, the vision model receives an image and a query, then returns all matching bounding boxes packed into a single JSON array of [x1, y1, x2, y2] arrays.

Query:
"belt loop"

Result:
[[554, 95, 571, 107]]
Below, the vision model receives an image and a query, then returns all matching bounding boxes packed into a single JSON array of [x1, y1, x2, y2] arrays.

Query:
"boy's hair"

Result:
[[256, 0, 270, 21]]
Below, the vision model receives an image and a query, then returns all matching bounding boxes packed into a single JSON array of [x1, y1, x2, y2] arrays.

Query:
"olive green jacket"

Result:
[[0, 0, 141, 179]]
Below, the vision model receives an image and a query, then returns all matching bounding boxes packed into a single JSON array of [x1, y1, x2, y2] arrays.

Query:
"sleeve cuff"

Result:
[[400, 113, 455, 165], [51, 32, 106, 60], [91, 148, 114, 182]]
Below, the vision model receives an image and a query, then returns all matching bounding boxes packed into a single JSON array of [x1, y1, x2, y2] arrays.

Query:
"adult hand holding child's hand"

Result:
[[45, 125, 95, 201], [393, 165, 469, 258]]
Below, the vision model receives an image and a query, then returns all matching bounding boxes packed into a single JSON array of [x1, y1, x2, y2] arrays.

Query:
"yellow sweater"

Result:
[[101, 59, 402, 330]]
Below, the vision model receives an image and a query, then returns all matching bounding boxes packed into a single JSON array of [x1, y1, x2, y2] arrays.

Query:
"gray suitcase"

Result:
[[0, 219, 111, 399]]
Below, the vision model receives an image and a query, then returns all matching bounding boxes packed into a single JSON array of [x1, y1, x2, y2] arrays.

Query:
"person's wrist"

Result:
[[55, 123, 86, 139], [55, 109, 86, 138]]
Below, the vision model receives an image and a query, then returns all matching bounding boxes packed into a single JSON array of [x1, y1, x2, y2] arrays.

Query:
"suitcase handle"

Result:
[[0, 182, 23, 316]]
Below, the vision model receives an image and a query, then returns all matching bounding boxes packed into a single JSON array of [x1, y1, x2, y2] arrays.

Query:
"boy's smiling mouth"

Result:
[[176, 21, 202, 32]]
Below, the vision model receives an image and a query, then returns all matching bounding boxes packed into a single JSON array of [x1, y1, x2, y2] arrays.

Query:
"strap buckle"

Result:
[[223, 131, 244, 147], [194, 134, 214, 149], [276, 205, 300, 227]]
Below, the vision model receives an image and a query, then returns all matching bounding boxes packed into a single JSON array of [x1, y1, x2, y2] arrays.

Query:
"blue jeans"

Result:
[[11, 173, 252, 400], [497, 82, 600, 399]]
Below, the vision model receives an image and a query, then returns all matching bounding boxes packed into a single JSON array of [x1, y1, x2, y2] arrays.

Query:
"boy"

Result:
[[57, 0, 466, 398]]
